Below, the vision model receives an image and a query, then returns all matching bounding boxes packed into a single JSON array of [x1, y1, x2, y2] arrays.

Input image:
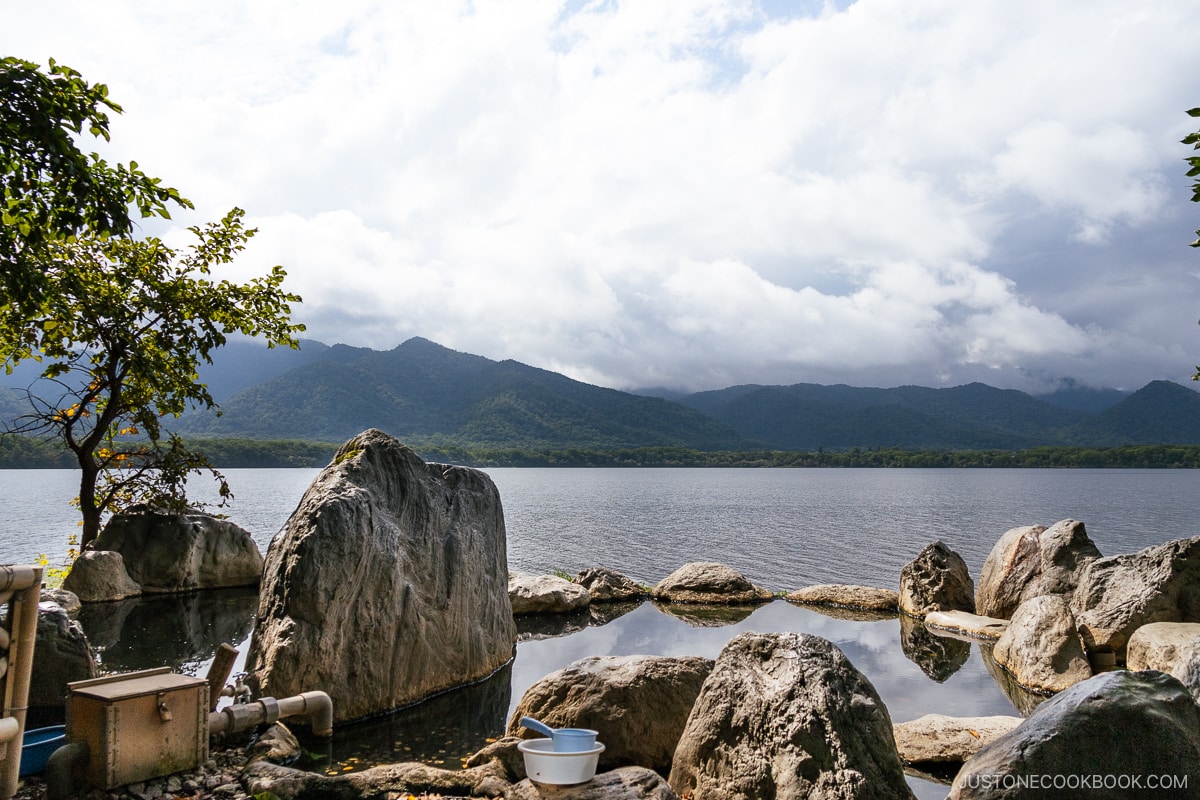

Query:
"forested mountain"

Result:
[[8, 336, 1200, 452], [176, 338, 748, 449]]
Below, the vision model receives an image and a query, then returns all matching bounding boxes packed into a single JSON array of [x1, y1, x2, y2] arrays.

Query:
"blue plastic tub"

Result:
[[19, 726, 66, 776]]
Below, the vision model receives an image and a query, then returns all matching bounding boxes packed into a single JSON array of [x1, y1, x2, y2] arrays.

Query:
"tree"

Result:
[[1187, 108, 1200, 381], [1, 56, 190, 338], [1, 209, 305, 548], [1187, 107, 1200, 248]]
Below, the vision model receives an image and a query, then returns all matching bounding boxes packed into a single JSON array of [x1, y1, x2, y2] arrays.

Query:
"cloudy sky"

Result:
[[7, 0, 1200, 393]]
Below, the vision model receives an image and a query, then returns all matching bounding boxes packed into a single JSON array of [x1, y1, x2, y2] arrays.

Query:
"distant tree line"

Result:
[[6, 437, 1200, 470]]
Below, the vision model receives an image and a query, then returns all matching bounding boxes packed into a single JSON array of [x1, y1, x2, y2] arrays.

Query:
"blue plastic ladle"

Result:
[[519, 716, 599, 752]]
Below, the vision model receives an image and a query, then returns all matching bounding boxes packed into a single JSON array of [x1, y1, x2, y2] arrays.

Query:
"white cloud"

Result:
[[6, 0, 1200, 392]]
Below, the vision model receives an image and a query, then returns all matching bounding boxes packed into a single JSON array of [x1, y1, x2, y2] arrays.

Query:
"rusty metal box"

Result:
[[67, 667, 209, 789]]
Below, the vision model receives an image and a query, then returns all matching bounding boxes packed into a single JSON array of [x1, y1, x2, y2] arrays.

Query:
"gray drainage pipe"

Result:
[[45, 691, 333, 800], [208, 690, 334, 738]]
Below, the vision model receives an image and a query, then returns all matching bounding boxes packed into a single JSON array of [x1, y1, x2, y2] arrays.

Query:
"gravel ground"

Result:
[[14, 747, 251, 800]]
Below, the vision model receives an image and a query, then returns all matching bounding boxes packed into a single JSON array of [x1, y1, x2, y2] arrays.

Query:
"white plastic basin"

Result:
[[518, 738, 605, 785]]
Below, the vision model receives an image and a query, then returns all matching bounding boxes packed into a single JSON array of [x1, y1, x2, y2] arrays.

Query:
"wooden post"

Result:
[[205, 644, 240, 712]]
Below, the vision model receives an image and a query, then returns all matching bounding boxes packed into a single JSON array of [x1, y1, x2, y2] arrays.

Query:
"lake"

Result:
[[5, 466, 1200, 798]]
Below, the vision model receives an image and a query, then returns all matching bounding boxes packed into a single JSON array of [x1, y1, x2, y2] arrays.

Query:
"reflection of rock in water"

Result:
[[795, 603, 899, 623], [515, 608, 590, 641], [899, 615, 970, 683], [324, 662, 513, 774], [76, 587, 258, 675], [978, 644, 1049, 716], [652, 602, 756, 628], [588, 600, 642, 627]]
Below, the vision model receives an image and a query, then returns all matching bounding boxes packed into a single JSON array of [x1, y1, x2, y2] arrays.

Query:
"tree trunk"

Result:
[[78, 459, 102, 549]]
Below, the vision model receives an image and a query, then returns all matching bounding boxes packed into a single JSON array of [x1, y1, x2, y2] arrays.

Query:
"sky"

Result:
[[6, 0, 1200, 394]]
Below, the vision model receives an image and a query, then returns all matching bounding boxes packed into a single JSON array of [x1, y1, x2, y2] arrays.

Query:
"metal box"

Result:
[[67, 668, 208, 789]]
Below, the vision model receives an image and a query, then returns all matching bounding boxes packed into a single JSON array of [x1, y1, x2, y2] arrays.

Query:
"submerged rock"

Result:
[[898, 541, 974, 618], [651, 562, 773, 605], [924, 610, 1009, 640], [787, 583, 899, 611], [893, 714, 1023, 765], [670, 631, 915, 800], [246, 429, 516, 723]]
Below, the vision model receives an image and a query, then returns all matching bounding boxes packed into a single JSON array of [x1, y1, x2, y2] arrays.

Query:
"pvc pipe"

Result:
[[207, 690, 333, 739], [0, 567, 39, 593], [0, 718, 18, 744], [45, 742, 88, 800], [0, 566, 41, 800]]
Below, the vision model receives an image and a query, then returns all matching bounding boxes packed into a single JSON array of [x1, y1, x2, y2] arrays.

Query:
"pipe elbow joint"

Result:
[[299, 691, 333, 738]]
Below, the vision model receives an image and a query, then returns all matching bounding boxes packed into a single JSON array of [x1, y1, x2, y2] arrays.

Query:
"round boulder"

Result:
[[61, 550, 141, 602], [651, 562, 773, 605], [992, 595, 1091, 694], [509, 573, 591, 614]]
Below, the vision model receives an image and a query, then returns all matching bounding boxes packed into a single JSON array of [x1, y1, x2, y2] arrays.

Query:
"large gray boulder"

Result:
[[1071, 535, 1200, 658], [991, 595, 1091, 694], [670, 632, 914, 800], [89, 506, 263, 593], [61, 550, 141, 602], [28, 603, 99, 711], [509, 572, 591, 614], [246, 430, 517, 723], [507, 654, 713, 777], [651, 562, 773, 605], [950, 670, 1200, 798], [975, 520, 1101, 619], [898, 541, 974, 618]]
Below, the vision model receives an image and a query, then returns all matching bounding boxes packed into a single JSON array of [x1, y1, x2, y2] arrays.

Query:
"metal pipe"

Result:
[[207, 690, 333, 738], [0, 566, 41, 800], [45, 742, 88, 800]]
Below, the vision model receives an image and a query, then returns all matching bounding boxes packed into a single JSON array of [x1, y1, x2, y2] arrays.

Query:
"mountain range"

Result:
[[5, 336, 1200, 451]]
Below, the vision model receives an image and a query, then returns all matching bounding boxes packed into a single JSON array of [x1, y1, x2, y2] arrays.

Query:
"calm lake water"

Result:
[[5, 467, 1200, 798]]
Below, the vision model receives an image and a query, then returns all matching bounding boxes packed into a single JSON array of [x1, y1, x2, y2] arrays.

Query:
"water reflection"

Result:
[[790, 602, 898, 623], [71, 593, 1025, 800], [899, 615, 970, 683], [323, 663, 513, 775], [76, 587, 258, 676], [651, 601, 758, 627], [977, 644, 1049, 716]]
